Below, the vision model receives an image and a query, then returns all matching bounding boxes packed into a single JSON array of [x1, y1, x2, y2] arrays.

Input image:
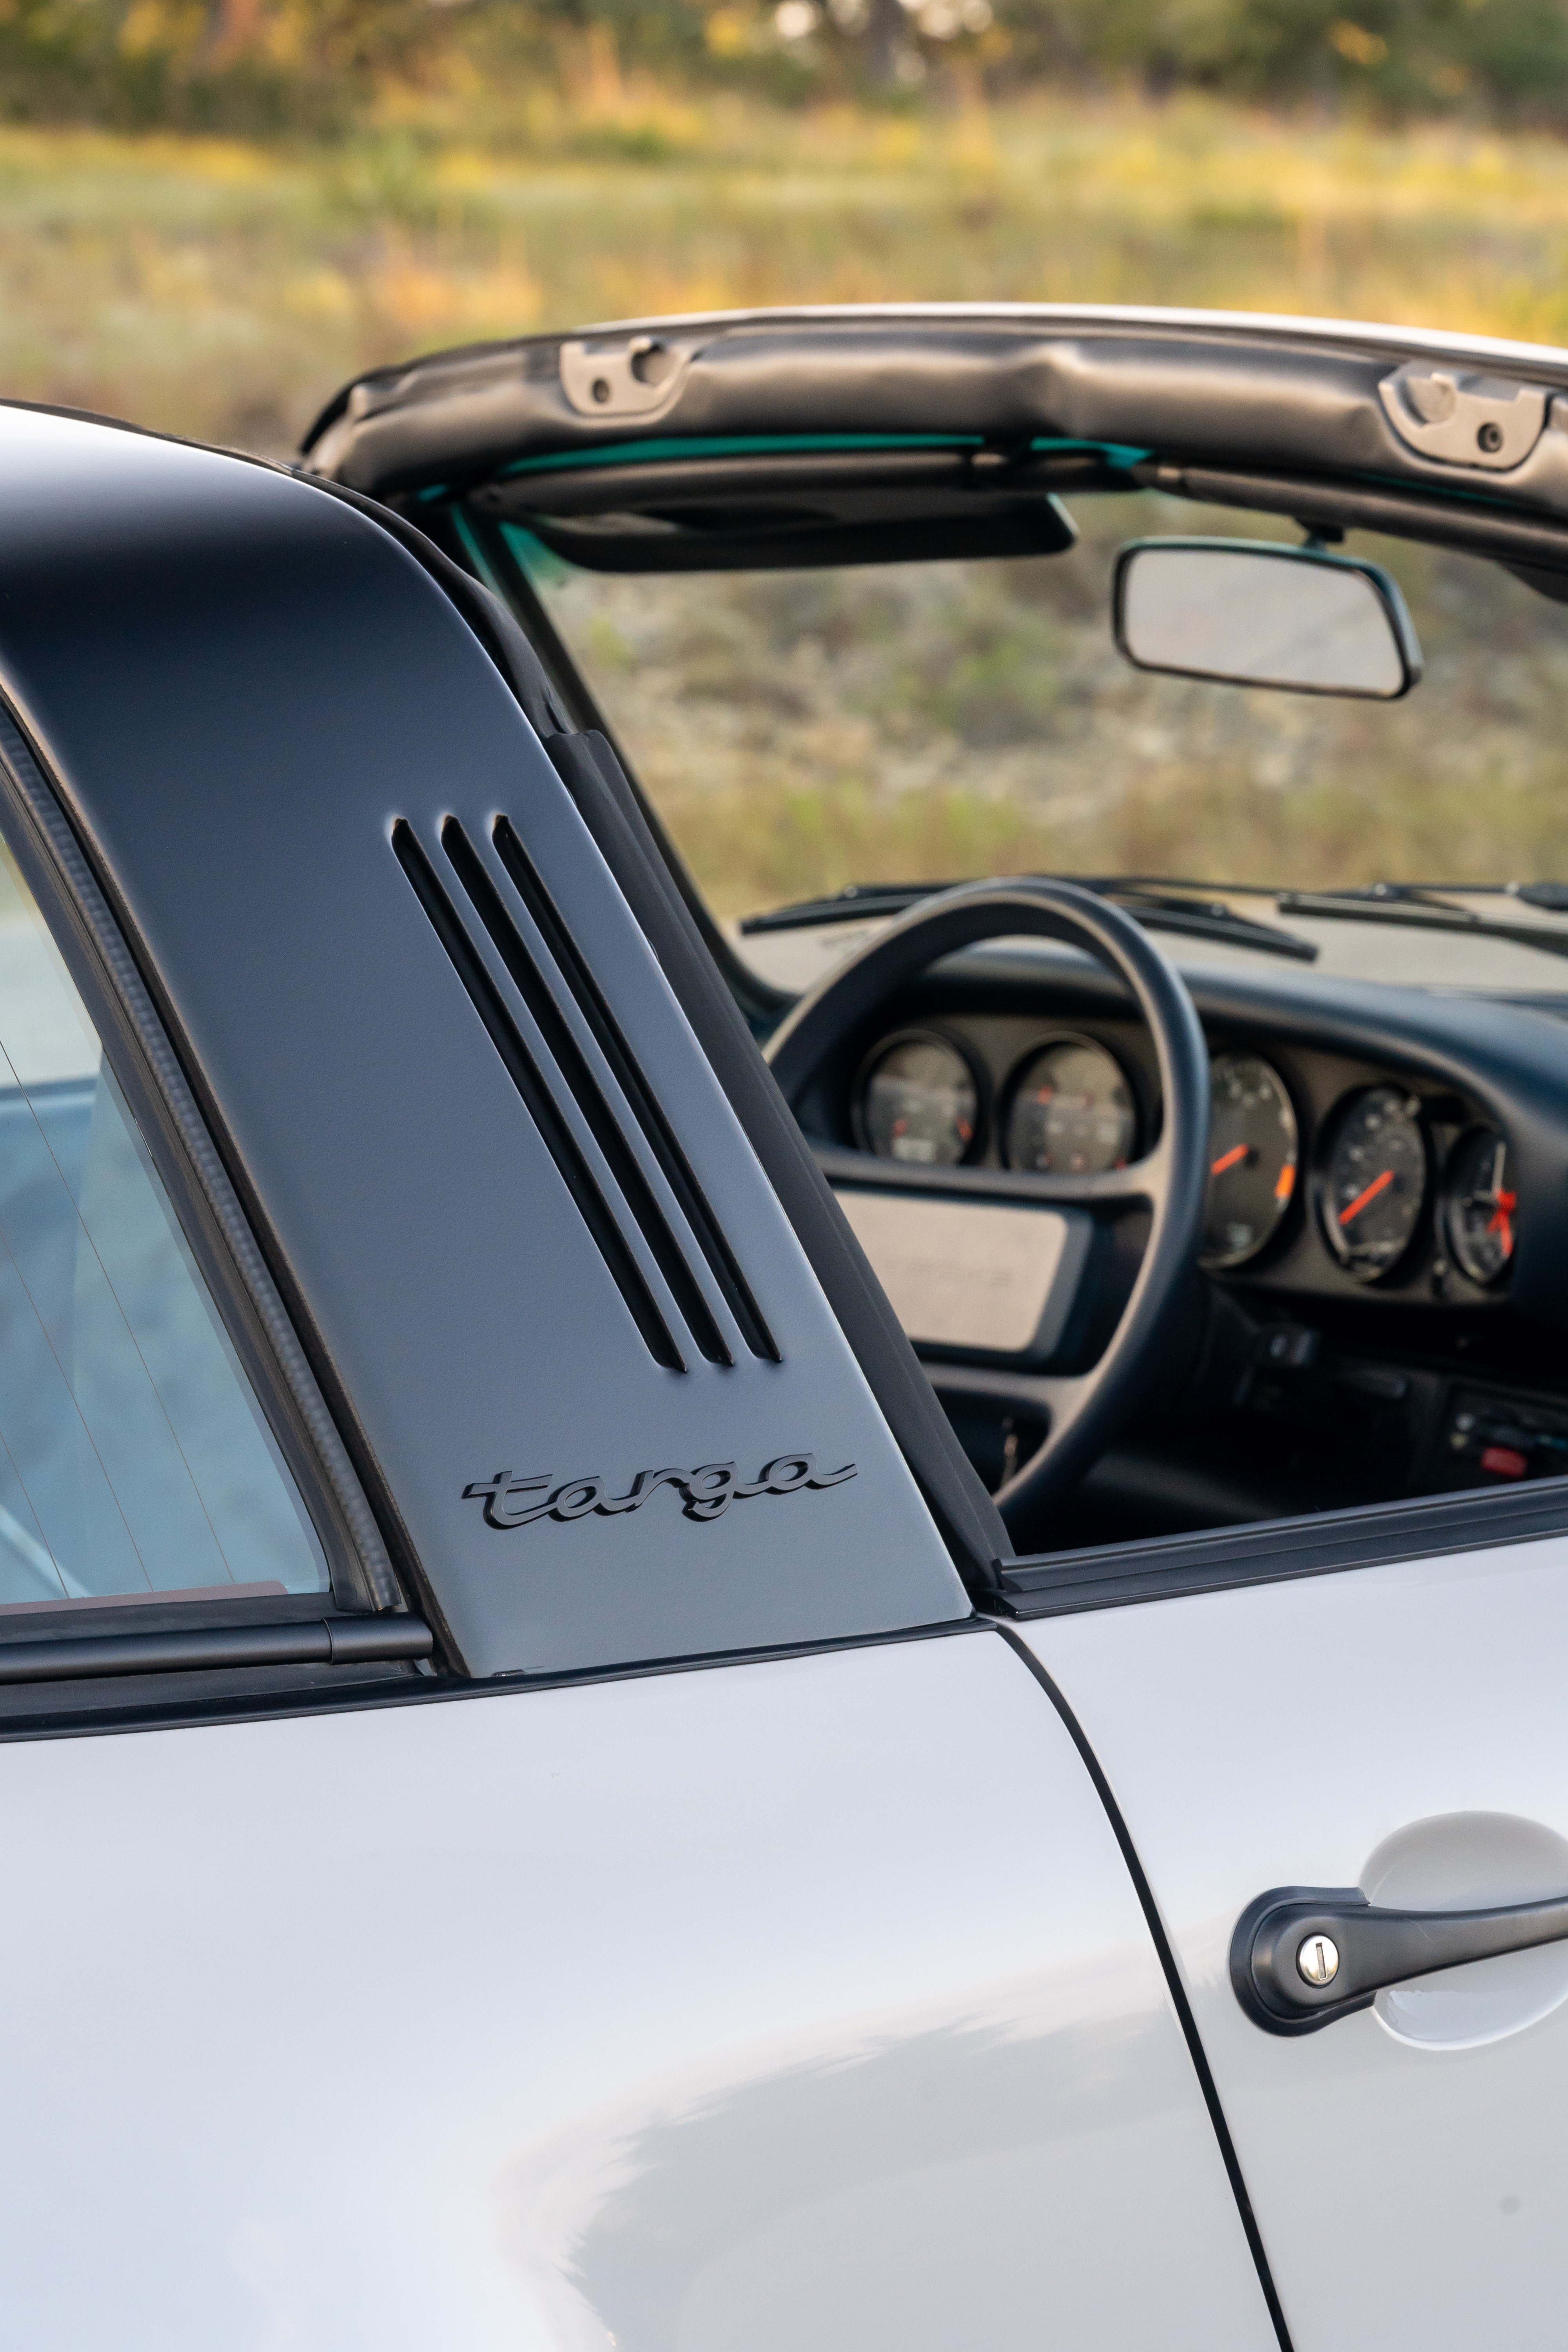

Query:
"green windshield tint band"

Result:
[[450, 505, 506, 588], [497, 432, 987, 479], [1031, 437, 1150, 467], [501, 524, 569, 577], [413, 432, 1153, 500], [493, 432, 1154, 481]]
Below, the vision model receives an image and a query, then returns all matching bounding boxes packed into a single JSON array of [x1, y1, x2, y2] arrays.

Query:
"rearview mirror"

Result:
[[1112, 538, 1422, 699]]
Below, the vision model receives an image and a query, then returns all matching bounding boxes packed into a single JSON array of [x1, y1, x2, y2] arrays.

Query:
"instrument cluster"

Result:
[[854, 1028, 1137, 1177], [851, 1024, 1517, 1294]]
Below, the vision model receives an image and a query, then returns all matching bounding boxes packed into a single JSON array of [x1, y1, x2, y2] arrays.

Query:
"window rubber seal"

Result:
[[0, 701, 403, 1619], [998, 1471, 1568, 1617]]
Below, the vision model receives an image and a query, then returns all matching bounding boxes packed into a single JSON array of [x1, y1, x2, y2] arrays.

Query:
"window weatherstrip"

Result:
[[1000, 1473, 1568, 1617], [0, 1615, 433, 1684], [0, 706, 400, 1615]]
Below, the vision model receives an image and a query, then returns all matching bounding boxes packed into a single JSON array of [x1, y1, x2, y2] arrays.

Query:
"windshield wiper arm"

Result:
[[740, 883, 942, 933], [1278, 888, 1568, 964], [1279, 884, 1476, 917], [742, 879, 1318, 962], [1108, 886, 1318, 962]]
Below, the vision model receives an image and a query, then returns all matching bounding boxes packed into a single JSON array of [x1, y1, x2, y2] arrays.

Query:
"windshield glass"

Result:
[[520, 490, 1568, 993]]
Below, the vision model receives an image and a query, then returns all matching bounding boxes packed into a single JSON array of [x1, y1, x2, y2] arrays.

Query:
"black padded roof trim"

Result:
[[303, 305, 1568, 528]]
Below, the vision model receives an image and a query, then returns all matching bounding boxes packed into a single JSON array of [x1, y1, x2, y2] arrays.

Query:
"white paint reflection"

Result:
[[497, 1954, 1235, 2352]]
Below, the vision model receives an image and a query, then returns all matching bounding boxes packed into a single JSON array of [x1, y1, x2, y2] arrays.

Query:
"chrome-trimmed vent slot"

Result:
[[392, 819, 687, 1373], [490, 814, 777, 1364]]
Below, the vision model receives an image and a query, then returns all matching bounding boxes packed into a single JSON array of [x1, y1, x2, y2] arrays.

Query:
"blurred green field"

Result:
[[13, 89, 1568, 454], [532, 497, 1568, 911]]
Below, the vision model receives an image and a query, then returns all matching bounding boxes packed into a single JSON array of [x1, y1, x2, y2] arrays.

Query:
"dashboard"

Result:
[[850, 1013, 1510, 1295], [793, 943, 1568, 1539]]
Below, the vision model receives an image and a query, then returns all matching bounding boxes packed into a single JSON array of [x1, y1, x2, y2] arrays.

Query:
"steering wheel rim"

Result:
[[766, 879, 1210, 1539]]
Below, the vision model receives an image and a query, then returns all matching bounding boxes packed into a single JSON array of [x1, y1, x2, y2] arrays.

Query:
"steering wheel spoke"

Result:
[[812, 1140, 1165, 1214]]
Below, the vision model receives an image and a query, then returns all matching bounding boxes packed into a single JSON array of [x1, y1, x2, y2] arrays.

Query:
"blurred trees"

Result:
[[0, 0, 1564, 128]]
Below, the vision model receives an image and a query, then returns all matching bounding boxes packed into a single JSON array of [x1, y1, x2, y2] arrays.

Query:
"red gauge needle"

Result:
[[1338, 1167, 1395, 1226], [1210, 1143, 1250, 1178], [1487, 1188, 1517, 1252]]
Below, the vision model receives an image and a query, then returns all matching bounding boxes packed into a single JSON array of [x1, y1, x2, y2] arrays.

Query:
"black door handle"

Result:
[[1231, 1882, 1568, 2034]]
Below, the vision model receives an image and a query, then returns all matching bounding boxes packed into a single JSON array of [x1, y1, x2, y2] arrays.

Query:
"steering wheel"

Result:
[[765, 879, 1210, 1541]]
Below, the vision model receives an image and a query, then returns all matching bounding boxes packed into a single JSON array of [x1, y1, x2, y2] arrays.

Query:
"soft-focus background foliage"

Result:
[[5, 0, 1568, 456], [530, 504, 1568, 908], [5, 0, 1568, 130], [11, 95, 1568, 456]]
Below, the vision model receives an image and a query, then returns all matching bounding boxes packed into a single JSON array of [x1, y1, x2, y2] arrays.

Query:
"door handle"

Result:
[[1231, 1882, 1568, 2034]]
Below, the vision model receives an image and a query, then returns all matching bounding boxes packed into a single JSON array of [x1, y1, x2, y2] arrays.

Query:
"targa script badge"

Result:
[[464, 1453, 856, 1529]]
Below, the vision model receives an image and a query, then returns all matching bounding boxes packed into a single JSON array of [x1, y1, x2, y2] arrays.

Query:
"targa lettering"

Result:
[[463, 1453, 856, 1530]]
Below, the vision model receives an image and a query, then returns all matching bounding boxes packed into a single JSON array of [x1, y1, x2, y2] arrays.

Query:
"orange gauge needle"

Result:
[[1487, 1188, 1517, 1254], [1210, 1143, 1249, 1178], [1338, 1167, 1394, 1226]]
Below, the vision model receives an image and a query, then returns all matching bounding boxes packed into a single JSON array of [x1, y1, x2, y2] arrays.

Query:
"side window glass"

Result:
[[0, 837, 327, 1609]]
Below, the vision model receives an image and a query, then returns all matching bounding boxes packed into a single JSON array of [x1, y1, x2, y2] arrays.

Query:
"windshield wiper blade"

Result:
[[1278, 889, 1568, 964], [740, 883, 942, 934], [1279, 884, 1476, 917], [1108, 886, 1318, 962], [742, 879, 1318, 961]]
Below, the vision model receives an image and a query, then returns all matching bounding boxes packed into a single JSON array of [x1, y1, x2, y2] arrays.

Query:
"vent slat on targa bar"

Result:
[[394, 814, 775, 1377], [392, 819, 688, 1372], [441, 816, 741, 1366], [489, 814, 777, 1364]]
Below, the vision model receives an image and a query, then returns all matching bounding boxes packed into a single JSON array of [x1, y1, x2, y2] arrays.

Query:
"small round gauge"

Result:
[[1004, 1037, 1136, 1175], [1442, 1126, 1516, 1287], [856, 1032, 979, 1167], [1202, 1053, 1300, 1269], [1320, 1085, 1428, 1280]]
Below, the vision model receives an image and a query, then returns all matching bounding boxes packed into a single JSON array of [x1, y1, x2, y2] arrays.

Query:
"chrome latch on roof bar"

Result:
[[559, 334, 692, 419], [1379, 360, 1548, 470]]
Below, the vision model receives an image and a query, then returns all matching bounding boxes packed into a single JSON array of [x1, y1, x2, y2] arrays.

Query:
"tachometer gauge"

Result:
[[1004, 1038, 1136, 1175], [1321, 1085, 1428, 1280], [856, 1032, 979, 1167], [1442, 1126, 1516, 1287], [1202, 1053, 1299, 1268]]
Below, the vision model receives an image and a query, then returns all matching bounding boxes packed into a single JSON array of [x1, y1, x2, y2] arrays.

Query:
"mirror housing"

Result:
[[1113, 538, 1423, 700]]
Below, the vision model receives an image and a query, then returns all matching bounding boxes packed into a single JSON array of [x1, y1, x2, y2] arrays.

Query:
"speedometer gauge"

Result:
[[1004, 1038, 1136, 1175], [856, 1032, 979, 1167], [1321, 1085, 1428, 1280], [1442, 1126, 1516, 1287], [1202, 1053, 1299, 1268]]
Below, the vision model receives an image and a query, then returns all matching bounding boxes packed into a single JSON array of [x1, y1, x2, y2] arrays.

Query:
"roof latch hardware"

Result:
[[559, 334, 692, 419], [1379, 360, 1548, 472]]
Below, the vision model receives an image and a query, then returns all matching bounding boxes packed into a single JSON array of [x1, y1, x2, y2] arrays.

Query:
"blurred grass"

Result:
[[532, 498, 1568, 907], [13, 89, 1568, 452]]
